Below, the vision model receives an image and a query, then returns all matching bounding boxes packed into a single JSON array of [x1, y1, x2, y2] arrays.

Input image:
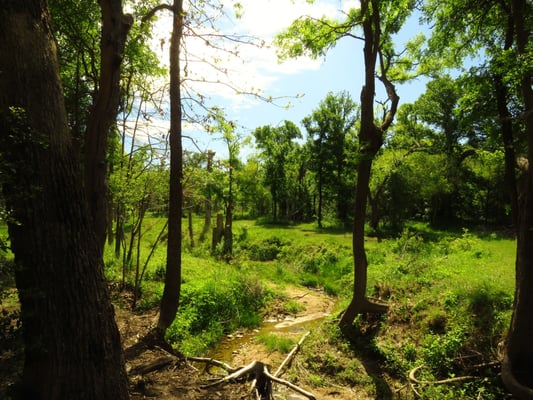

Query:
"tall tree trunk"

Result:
[[0, 2, 129, 399], [502, 0, 533, 397], [340, 0, 396, 327], [188, 210, 195, 248], [493, 9, 518, 228], [317, 167, 323, 228], [85, 0, 132, 253], [157, 0, 184, 333]]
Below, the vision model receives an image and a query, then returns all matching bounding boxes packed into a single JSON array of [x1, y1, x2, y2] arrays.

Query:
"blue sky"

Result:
[[141, 0, 430, 160]]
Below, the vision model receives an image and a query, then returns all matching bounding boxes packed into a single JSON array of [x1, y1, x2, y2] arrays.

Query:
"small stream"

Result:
[[209, 309, 333, 366]]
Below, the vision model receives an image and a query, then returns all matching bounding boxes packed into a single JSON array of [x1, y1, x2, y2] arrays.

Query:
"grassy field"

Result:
[[1, 215, 516, 399], [99, 215, 516, 398]]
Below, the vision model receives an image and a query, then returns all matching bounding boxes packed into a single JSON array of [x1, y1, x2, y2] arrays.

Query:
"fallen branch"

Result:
[[274, 331, 310, 377], [409, 364, 477, 386], [264, 365, 316, 400], [130, 356, 175, 375]]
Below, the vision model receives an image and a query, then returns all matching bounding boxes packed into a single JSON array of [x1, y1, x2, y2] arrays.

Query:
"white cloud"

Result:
[[147, 1, 360, 113]]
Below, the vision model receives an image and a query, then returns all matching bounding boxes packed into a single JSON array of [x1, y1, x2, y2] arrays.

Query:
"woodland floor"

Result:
[[119, 286, 361, 400], [0, 286, 362, 399]]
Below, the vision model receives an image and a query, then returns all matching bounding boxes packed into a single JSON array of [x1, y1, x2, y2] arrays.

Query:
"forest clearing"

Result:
[[2, 218, 516, 399], [1, 0, 532, 399]]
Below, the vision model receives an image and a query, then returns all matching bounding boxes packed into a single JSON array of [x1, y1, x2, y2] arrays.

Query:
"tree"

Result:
[[236, 156, 271, 218], [84, 0, 133, 252], [409, 76, 481, 224], [421, 0, 533, 394], [0, 1, 129, 398], [254, 121, 302, 221], [277, 0, 416, 325], [157, 0, 184, 334], [302, 91, 358, 226], [502, 0, 533, 396]]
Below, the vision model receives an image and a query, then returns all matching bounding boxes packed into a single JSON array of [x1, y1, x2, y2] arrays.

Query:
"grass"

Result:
[[255, 332, 294, 353], [1, 213, 514, 398]]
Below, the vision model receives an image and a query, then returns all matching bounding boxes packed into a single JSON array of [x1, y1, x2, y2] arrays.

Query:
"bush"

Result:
[[246, 236, 288, 261], [166, 275, 269, 355]]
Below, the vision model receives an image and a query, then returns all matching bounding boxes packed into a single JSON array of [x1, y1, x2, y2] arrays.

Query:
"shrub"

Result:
[[248, 236, 288, 261], [166, 275, 269, 355]]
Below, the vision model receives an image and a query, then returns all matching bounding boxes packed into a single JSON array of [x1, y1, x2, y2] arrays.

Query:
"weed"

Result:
[[248, 236, 288, 261], [284, 299, 305, 314], [255, 333, 294, 353]]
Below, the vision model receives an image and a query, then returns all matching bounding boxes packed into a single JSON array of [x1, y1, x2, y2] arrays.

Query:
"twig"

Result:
[[409, 364, 477, 385], [291, 292, 310, 300]]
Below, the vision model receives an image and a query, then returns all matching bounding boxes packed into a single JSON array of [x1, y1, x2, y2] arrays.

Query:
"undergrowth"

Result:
[[99, 215, 515, 398]]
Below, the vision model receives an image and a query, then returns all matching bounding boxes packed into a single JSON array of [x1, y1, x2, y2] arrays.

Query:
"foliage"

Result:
[[166, 275, 269, 355], [253, 121, 308, 221], [302, 91, 359, 226]]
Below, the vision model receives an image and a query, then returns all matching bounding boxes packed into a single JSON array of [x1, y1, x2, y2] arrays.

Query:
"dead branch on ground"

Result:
[[199, 331, 315, 400]]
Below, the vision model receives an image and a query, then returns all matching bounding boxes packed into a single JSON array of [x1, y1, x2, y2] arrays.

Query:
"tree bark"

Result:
[[85, 0, 132, 253], [502, 0, 533, 397], [340, 0, 395, 327], [157, 0, 184, 332], [0, 2, 129, 399]]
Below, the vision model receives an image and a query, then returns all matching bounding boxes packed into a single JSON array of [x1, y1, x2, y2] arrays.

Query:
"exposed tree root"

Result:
[[187, 356, 239, 374], [127, 329, 315, 399], [129, 356, 175, 375], [501, 352, 533, 400], [199, 331, 315, 400]]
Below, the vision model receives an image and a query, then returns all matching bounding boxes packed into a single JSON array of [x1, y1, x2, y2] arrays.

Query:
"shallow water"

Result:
[[208, 310, 331, 366]]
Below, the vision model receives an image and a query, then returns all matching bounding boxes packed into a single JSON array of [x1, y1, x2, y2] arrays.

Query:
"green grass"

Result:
[[255, 332, 294, 353], [0, 210, 516, 399], [101, 215, 515, 398]]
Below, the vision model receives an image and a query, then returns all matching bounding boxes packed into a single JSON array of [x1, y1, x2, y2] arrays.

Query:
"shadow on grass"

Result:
[[340, 314, 393, 400]]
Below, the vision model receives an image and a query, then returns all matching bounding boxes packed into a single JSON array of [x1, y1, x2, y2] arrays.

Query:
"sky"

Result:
[[139, 0, 430, 160]]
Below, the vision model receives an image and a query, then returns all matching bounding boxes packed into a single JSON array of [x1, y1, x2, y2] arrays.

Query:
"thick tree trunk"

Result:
[[0, 2, 129, 399], [85, 0, 132, 252], [502, 0, 533, 397], [340, 154, 387, 326], [157, 0, 184, 332]]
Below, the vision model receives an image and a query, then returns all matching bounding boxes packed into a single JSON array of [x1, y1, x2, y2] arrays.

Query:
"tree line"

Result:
[[0, 0, 532, 399]]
